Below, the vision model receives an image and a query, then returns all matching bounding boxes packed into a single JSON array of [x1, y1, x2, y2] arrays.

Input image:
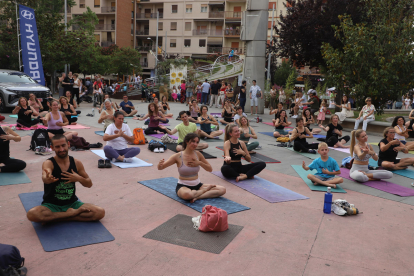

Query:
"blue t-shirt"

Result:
[[308, 156, 340, 179], [120, 101, 133, 113]]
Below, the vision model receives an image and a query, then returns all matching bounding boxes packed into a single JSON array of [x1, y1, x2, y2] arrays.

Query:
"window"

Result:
[[80, 0, 85, 8], [94, 0, 100, 8], [199, 39, 206, 47], [201, 4, 207, 13], [185, 22, 191, 31], [172, 5, 177, 13], [158, 22, 163, 30], [170, 22, 177, 31], [170, 39, 176, 48], [131, 11, 134, 18], [184, 39, 191, 47], [94, 34, 100, 42], [186, 4, 192, 13]]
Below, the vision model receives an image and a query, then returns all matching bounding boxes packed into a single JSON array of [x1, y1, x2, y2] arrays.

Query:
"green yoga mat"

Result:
[[0, 171, 31, 186], [291, 165, 347, 193], [9, 115, 18, 118], [286, 147, 320, 160]]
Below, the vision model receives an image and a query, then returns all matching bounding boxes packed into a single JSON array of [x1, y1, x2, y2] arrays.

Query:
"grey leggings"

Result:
[[350, 163, 393, 182]]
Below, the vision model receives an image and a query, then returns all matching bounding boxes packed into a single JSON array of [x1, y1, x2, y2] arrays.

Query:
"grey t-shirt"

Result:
[[186, 81, 195, 93]]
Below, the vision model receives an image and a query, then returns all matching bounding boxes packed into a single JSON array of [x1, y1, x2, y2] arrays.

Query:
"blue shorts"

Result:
[[186, 91, 192, 98]]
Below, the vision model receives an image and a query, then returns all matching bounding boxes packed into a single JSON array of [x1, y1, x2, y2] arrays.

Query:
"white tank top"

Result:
[[395, 125, 406, 141]]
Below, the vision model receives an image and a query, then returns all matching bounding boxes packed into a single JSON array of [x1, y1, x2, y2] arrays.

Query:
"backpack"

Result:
[[133, 128, 146, 145], [69, 135, 90, 149], [276, 137, 290, 143], [29, 129, 51, 151], [148, 139, 166, 152], [0, 244, 26, 276], [193, 205, 228, 232]]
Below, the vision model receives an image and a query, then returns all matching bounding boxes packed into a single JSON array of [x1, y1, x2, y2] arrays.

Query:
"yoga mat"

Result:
[[64, 124, 90, 129], [16, 125, 47, 131], [312, 134, 326, 139], [263, 122, 274, 127], [159, 123, 170, 126], [329, 147, 350, 154], [216, 146, 280, 163], [148, 133, 178, 140], [339, 168, 414, 196], [393, 169, 414, 180], [212, 171, 308, 203], [19, 191, 114, 252], [143, 214, 243, 254], [286, 147, 320, 160], [259, 132, 276, 138], [91, 149, 153, 168], [138, 177, 250, 214], [95, 131, 104, 136], [8, 115, 18, 118], [369, 142, 414, 155], [291, 165, 347, 193], [200, 152, 217, 159], [210, 113, 222, 116], [0, 171, 31, 186], [165, 143, 178, 152], [0, 124, 17, 127]]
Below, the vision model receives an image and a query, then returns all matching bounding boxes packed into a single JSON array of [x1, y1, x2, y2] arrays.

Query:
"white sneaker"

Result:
[[123, 158, 133, 163], [159, 148, 164, 153], [292, 115, 298, 118], [154, 148, 160, 153]]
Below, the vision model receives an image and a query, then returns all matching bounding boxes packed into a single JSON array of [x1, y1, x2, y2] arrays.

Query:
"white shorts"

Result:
[[250, 97, 258, 106]]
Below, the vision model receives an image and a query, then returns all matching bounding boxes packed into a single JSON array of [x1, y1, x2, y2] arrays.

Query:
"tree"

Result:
[[285, 70, 298, 99], [273, 0, 366, 68], [322, 0, 414, 114], [69, 7, 99, 35], [273, 60, 296, 87], [111, 47, 142, 77]]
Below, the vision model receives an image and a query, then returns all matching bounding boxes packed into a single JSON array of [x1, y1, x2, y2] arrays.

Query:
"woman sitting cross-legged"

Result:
[[349, 129, 393, 182], [59, 96, 78, 125], [160, 95, 173, 117], [220, 100, 235, 125], [138, 103, 168, 135], [392, 116, 414, 150], [197, 105, 223, 139], [98, 100, 115, 132], [239, 115, 260, 154], [290, 117, 318, 154], [157, 133, 226, 203], [42, 100, 78, 140], [12, 97, 40, 128], [103, 111, 140, 163], [273, 110, 292, 138], [0, 125, 26, 173], [319, 114, 350, 148], [188, 99, 200, 123], [303, 108, 321, 134], [221, 124, 266, 182]]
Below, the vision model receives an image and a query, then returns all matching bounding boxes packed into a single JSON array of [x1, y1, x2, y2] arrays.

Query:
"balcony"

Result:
[[101, 6, 116, 13], [101, 41, 115, 47], [135, 30, 150, 35], [225, 11, 242, 20], [95, 24, 115, 31], [136, 13, 163, 19], [136, 45, 155, 52], [208, 11, 224, 18], [224, 28, 240, 37], [207, 46, 244, 55], [192, 29, 223, 36], [141, 61, 148, 67]]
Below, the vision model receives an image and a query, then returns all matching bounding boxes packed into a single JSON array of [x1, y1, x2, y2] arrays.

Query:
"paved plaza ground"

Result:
[[1, 98, 413, 276]]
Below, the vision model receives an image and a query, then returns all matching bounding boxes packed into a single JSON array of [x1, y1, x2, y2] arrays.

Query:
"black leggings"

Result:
[[144, 126, 167, 135], [293, 140, 318, 153], [221, 161, 266, 179], [66, 116, 78, 124], [72, 88, 80, 105], [17, 118, 40, 128], [326, 135, 350, 147], [0, 158, 26, 173]]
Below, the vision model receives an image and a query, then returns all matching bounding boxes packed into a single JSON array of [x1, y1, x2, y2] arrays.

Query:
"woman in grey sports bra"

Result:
[[157, 133, 226, 202], [349, 129, 393, 182]]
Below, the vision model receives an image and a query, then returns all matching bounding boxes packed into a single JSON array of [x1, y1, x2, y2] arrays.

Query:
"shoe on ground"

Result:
[[123, 158, 133, 163], [255, 145, 262, 150], [104, 159, 112, 168], [98, 159, 105, 168], [154, 148, 160, 153], [159, 148, 164, 153], [308, 150, 317, 154]]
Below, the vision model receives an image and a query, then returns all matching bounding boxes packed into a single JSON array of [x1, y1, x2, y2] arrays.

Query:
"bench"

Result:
[[323, 115, 390, 134]]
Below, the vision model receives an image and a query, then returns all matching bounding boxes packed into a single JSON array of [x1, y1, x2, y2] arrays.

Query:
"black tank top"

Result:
[[42, 156, 79, 205], [162, 102, 167, 111], [294, 127, 307, 143], [60, 104, 72, 121], [224, 108, 233, 119], [18, 106, 32, 123], [276, 117, 287, 130], [229, 141, 243, 161], [0, 127, 10, 160], [305, 115, 313, 131]]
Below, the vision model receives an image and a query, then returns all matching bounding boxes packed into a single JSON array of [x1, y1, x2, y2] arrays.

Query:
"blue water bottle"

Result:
[[323, 187, 332, 214]]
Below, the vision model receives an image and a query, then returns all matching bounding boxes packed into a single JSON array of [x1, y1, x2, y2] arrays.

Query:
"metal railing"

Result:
[[209, 11, 224, 18], [207, 46, 244, 55], [224, 11, 242, 19], [192, 29, 223, 36], [136, 13, 163, 19], [135, 45, 155, 52], [141, 62, 149, 67], [95, 24, 115, 31], [224, 29, 240, 36], [101, 41, 115, 47], [101, 6, 116, 13], [135, 30, 150, 35]]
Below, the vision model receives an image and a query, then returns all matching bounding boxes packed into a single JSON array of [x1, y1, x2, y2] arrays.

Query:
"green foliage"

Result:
[[304, 78, 312, 93], [322, 0, 414, 114], [285, 70, 297, 98], [69, 7, 99, 35], [273, 60, 296, 87], [111, 47, 141, 77]]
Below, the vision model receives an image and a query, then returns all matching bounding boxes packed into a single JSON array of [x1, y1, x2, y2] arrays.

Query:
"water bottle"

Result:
[[256, 115, 259, 123], [92, 108, 95, 117], [323, 187, 332, 214]]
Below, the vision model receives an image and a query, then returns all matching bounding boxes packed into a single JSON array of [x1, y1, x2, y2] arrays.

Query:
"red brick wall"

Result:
[[116, 0, 132, 48]]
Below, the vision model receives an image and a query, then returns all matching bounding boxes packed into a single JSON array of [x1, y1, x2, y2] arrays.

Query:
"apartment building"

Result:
[[67, 0, 287, 77]]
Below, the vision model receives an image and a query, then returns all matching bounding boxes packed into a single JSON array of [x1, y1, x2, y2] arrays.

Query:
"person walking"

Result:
[[249, 80, 262, 115]]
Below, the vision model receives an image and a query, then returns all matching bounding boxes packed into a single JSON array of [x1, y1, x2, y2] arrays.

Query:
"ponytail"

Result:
[[224, 123, 237, 142], [350, 129, 364, 156]]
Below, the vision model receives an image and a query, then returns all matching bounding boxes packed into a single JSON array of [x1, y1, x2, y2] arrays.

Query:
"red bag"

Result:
[[198, 205, 228, 232]]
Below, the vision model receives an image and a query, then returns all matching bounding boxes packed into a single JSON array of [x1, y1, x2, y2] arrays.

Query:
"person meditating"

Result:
[[188, 100, 200, 123], [12, 97, 40, 128], [392, 116, 414, 150], [239, 116, 260, 154], [303, 108, 321, 134], [28, 93, 48, 118], [0, 125, 26, 173], [98, 100, 115, 132], [319, 114, 350, 148], [377, 127, 414, 170], [160, 95, 173, 117], [349, 129, 392, 182], [220, 100, 235, 125], [270, 102, 283, 126], [157, 133, 226, 203], [138, 103, 168, 135], [26, 135, 105, 223], [103, 111, 140, 163], [59, 96, 78, 125], [160, 111, 208, 152], [197, 105, 223, 139], [273, 110, 292, 138], [43, 100, 78, 140], [290, 117, 318, 154], [221, 124, 266, 182], [119, 95, 137, 117]]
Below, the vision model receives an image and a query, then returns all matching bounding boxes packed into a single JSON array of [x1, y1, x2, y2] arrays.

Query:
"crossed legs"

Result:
[[177, 184, 226, 203], [27, 203, 105, 223]]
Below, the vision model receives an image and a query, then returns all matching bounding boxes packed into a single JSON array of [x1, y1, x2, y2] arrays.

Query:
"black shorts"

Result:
[[378, 159, 400, 167], [224, 117, 234, 123], [47, 129, 64, 135], [192, 117, 198, 121], [176, 182, 203, 194]]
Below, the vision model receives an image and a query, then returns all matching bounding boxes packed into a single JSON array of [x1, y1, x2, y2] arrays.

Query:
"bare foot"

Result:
[[236, 174, 248, 182], [248, 176, 255, 179], [249, 151, 256, 154], [71, 122, 77, 125], [331, 184, 337, 189], [133, 117, 138, 120]]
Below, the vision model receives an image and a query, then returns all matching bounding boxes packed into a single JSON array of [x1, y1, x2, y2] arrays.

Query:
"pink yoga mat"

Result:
[[16, 125, 47, 131], [148, 133, 178, 140], [339, 168, 414, 197], [64, 124, 90, 129], [329, 147, 350, 154]]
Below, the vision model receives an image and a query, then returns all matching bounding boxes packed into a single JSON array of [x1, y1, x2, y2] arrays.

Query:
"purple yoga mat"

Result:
[[339, 168, 414, 197], [148, 133, 178, 140], [212, 171, 308, 203]]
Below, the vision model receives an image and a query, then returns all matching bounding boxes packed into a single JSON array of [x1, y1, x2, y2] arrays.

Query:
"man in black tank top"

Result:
[[27, 135, 105, 223]]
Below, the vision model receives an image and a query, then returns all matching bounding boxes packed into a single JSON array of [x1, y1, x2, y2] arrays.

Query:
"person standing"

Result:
[[210, 79, 221, 108], [180, 80, 186, 104], [249, 80, 262, 115], [58, 73, 66, 97], [141, 79, 148, 103], [239, 80, 247, 112], [62, 71, 74, 96], [186, 79, 195, 106], [201, 79, 210, 105], [72, 73, 81, 106]]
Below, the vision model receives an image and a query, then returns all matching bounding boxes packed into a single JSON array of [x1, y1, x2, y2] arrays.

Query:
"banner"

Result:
[[19, 5, 45, 86]]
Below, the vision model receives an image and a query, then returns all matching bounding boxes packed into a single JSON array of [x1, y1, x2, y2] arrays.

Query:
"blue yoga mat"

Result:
[[95, 131, 104, 136], [19, 191, 114, 252], [370, 159, 414, 179], [8, 115, 18, 118], [0, 171, 31, 186], [259, 132, 276, 138], [138, 177, 250, 214], [312, 134, 326, 139]]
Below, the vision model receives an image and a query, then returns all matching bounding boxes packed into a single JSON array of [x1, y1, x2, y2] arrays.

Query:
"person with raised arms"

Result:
[[319, 114, 350, 148], [197, 105, 223, 139], [157, 133, 226, 203], [138, 102, 168, 135], [26, 135, 105, 223], [12, 97, 40, 128]]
